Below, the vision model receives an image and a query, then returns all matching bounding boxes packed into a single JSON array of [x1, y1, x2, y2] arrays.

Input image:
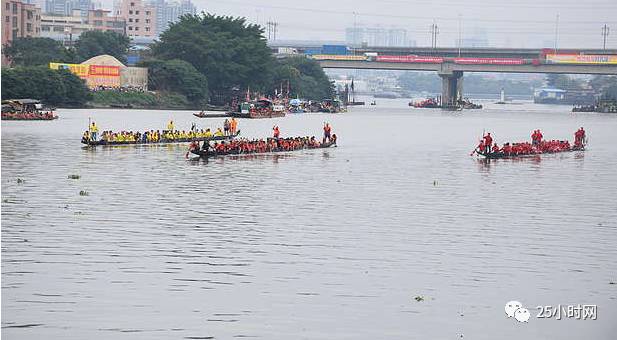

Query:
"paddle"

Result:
[[470, 128, 485, 156]]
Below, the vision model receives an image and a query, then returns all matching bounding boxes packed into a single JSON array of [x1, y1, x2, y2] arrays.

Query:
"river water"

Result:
[[2, 99, 617, 339]]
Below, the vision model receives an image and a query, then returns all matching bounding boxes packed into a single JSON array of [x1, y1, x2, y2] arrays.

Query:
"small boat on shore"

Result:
[[229, 99, 286, 119], [190, 140, 337, 158], [2, 99, 58, 120], [83, 131, 240, 146], [193, 111, 231, 118]]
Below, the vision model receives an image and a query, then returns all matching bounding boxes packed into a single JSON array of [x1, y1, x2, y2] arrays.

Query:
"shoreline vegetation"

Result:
[[2, 14, 335, 110], [87, 91, 195, 110]]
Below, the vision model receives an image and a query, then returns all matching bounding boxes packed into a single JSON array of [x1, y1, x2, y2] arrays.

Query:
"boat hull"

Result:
[[479, 146, 584, 159], [2, 115, 58, 121], [191, 141, 337, 158], [82, 131, 240, 146], [229, 111, 286, 119]]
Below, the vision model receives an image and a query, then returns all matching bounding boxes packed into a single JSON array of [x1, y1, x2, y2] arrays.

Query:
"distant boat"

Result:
[[373, 91, 399, 99], [495, 88, 507, 104]]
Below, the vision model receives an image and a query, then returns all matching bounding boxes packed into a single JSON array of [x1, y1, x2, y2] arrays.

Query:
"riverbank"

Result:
[[87, 91, 196, 110]]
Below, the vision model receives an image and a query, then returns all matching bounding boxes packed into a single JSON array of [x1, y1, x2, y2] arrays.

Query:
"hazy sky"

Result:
[[105, 0, 617, 48]]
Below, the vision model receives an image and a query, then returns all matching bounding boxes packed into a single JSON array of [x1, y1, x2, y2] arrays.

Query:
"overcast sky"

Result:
[[105, 0, 617, 49]]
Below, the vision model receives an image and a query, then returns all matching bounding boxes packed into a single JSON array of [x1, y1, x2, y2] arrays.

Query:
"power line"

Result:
[[602, 24, 610, 50], [207, 0, 617, 25], [430, 22, 439, 49], [266, 20, 278, 41]]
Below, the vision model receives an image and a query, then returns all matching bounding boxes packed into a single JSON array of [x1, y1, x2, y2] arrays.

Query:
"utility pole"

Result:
[[602, 24, 610, 50], [430, 21, 439, 49], [266, 20, 278, 41], [457, 14, 462, 57], [266, 21, 271, 40], [353, 11, 358, 47], [554, 14, 560, 54]]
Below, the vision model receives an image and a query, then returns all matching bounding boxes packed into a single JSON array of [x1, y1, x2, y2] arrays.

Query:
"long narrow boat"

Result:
[[82, 131, 240, 146], [193, 112, 230, 118], [190, 141, 337, 158], [2, 114, 59, 120], [478, 145, 584, 159]]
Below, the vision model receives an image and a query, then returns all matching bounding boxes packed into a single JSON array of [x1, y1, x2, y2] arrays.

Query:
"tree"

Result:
[[545, 74, 572, 89], [151, 14, 274, 94], [74, 30, 131, 63], [2, 37, 70, 66], [57, 69, 92, 106], [270, 57, 334, 100], [142, 59, 209, 103], [1, 66, 91, 106]]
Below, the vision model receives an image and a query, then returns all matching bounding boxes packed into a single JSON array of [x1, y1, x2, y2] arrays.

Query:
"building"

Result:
[[40, 9, 90, 44], [2, 0, 41, 46], [114, 0, 156, 37], [460, 27, 489, 48], [148, 0, 195, 36], [39, 9, 124, 45], [345, 26, 414, 47], [49, 54, 148, 89], [87, 8, 124, 34], [44, 0, 91, 17]]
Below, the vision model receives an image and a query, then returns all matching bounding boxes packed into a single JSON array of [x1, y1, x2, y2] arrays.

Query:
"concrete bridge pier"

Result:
[[439, 71, 463, 108]]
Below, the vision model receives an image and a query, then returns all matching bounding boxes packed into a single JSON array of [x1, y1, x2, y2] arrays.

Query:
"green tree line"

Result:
[[2, 14, 333, 107], [1, 67, 91, 106]]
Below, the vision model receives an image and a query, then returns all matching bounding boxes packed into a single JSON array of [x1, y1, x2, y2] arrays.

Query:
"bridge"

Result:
[[317, 57, 617, 107], [271, 43, 617, 107]]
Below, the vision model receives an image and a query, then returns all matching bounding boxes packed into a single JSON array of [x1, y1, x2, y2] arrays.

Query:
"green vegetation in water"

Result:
[[68, 174, 81, 179], [79, 190, 89, 196]]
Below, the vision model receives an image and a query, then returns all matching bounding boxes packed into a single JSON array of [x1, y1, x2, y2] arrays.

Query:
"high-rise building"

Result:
[[88, 8, 125, 35], [2, 0, 41, 44], [346, 26, 414, 47], [44, 0, 91, 17], [2, 0, 41, 64], [114, 0, 156, 37], [148, 0, 195, 36]]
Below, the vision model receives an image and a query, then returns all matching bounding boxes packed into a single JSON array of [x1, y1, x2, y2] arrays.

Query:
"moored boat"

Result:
[[193, 111, 230, 118], [2, 99, 58, 120], [229, 99, 286, 119]]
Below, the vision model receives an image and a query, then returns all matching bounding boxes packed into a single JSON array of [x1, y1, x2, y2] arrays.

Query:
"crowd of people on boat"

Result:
[[82, 120, 230, 143], [473, 128, 586, 156], [188, 122, 337, 156], [1, 111, 57, 120], [189, 135, 337, 156]]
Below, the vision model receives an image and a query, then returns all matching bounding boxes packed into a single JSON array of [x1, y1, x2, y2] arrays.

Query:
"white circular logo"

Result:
[[505, 301, 522, 318]]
